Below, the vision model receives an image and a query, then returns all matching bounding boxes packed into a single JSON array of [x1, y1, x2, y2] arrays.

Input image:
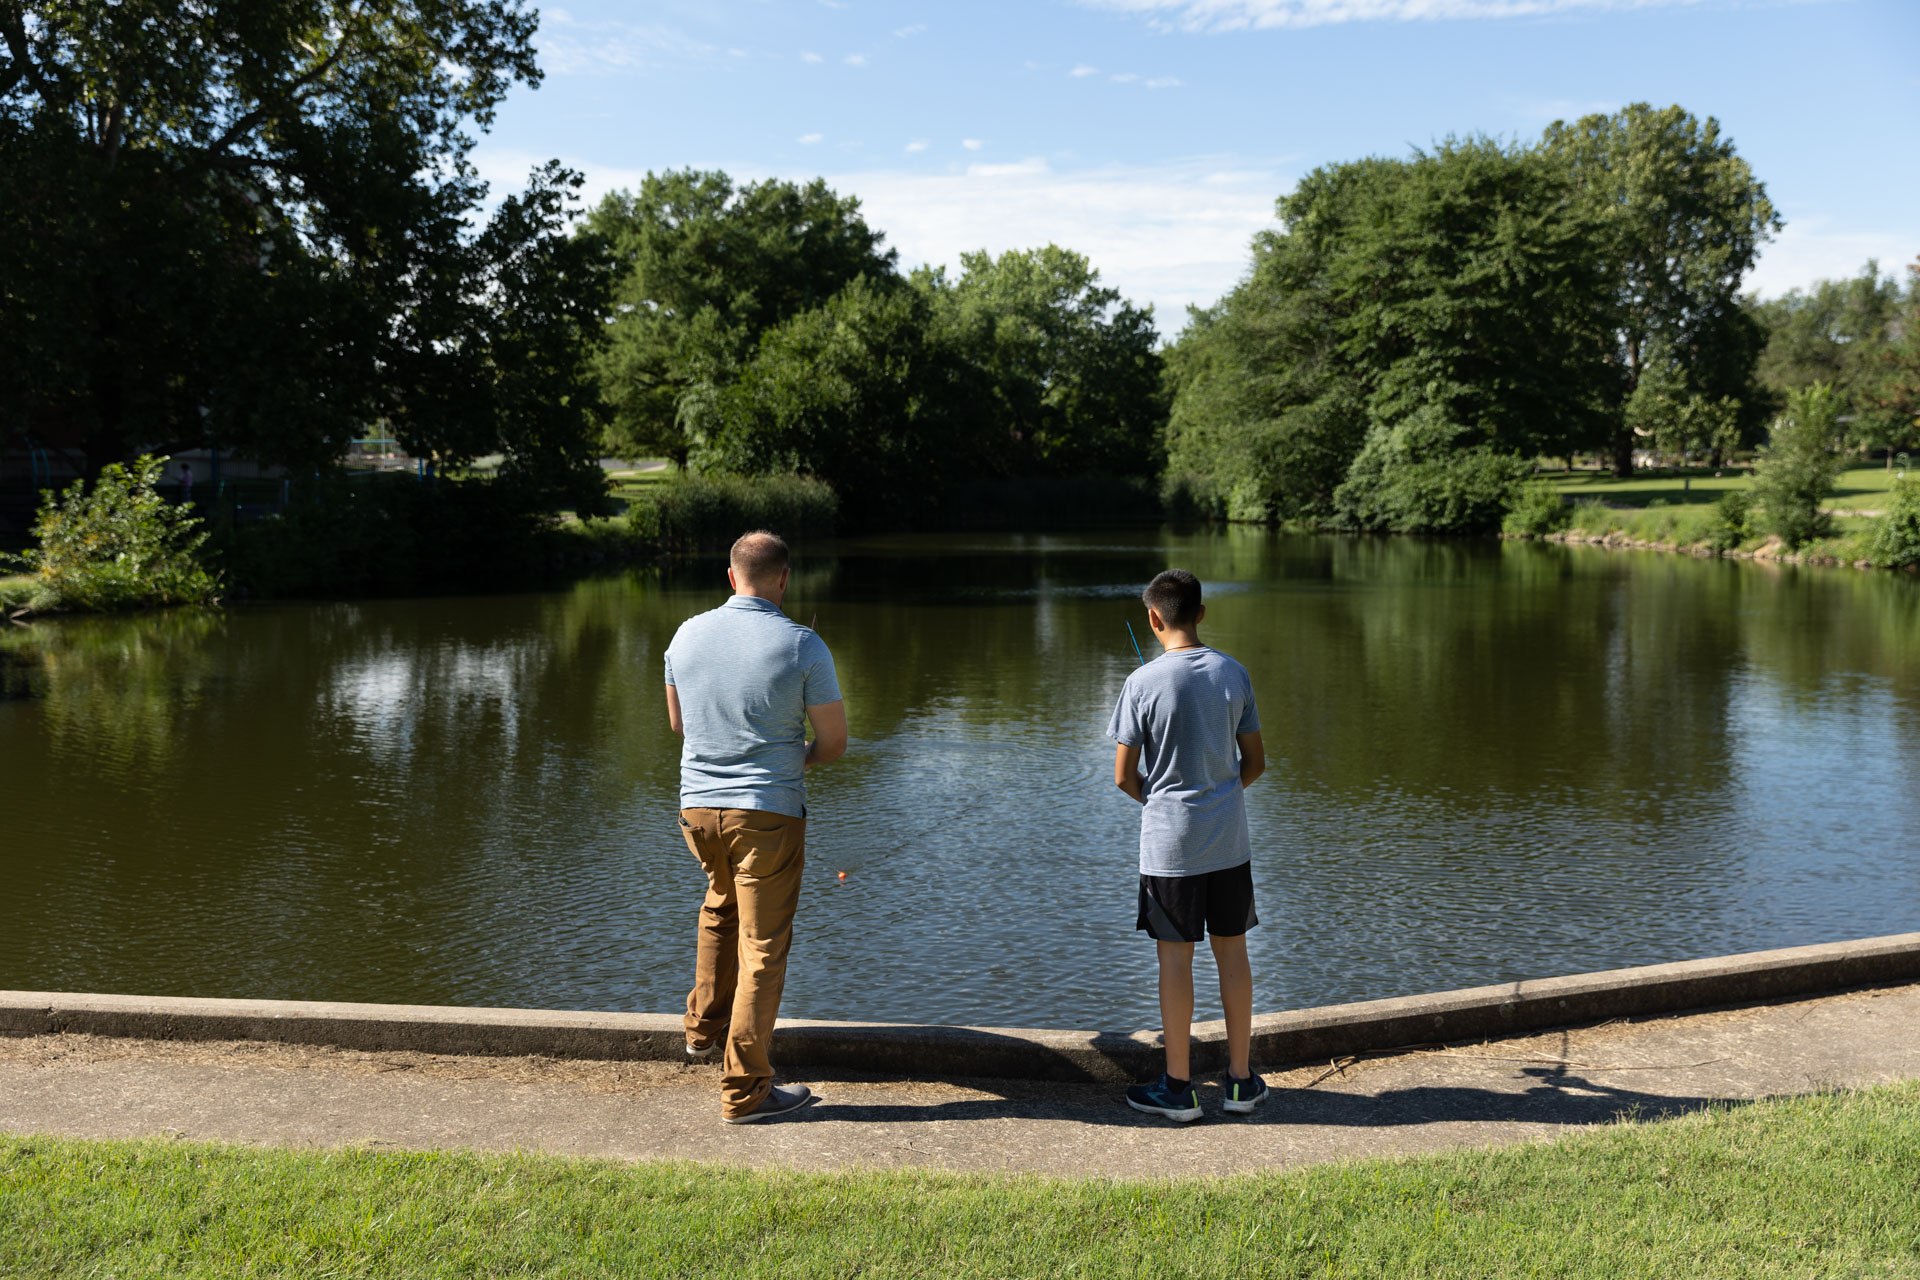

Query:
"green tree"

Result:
[[0, 0, 607, 503], [583, 170, 896, 467], [1752, 382, 1843, 549], [689, 277, 993, 528], [1167, 138, 1614, 530], [1863, 258, 1920, 464], [1544, 104, 1779, 475], [932, 246, 1164, 477], [1749, 261, 1903, 460]]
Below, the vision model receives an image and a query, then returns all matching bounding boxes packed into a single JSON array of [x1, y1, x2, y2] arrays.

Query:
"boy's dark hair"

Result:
[[730, 529, 790, 583], [1143, 569, 1202, 627]]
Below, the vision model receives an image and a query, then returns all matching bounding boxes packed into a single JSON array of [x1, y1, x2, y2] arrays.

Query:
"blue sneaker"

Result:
[[1222, 1072, 1269, 1114], [1126, 1073, 1202, 1122]]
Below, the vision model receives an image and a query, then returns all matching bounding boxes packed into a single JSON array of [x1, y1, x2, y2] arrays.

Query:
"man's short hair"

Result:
[[1142, 569, 1202, 628], [730, 530, 790, 583]]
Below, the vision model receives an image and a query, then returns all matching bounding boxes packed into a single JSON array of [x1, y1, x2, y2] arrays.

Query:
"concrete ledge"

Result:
[[4, 931, 1917, 1083]]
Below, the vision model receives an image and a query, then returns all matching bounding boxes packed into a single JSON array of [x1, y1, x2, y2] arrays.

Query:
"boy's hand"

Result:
[[1114, 743, 1146, 804], [1237, 731, 1266, 789]]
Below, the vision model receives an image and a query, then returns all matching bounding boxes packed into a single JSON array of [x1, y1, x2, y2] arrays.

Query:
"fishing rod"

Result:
[[1125, 619, 1146, 667]]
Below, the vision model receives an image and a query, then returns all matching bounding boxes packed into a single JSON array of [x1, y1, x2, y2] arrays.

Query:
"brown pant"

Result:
[[681, 807, 806, 1118]]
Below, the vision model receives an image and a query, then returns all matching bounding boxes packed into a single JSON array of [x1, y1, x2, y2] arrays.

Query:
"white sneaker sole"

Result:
[[1222, 1088, 1269, 1114], [1127, 1098, 1203, 1123], [722, 1090, 817, 1124]]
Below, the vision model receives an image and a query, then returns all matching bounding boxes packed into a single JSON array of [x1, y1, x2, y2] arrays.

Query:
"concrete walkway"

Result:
[[3, 984, 1915, 1180]]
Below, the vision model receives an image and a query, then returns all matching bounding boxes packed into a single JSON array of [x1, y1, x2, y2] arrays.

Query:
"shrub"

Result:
[[627, 473, 839, 553], [1333, 407, 1530, 534], [2, 455, 220, 612], [1752, 383, 1843, 549], [1708, 490, 1754, 552], [1502, 484, 1571, 537], [1867, 476, 1920, 570]]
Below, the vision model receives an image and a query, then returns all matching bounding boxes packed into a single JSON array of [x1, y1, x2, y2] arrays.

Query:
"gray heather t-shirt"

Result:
[[664, 595, 842, 818], [1107, 646, 1261, 877]]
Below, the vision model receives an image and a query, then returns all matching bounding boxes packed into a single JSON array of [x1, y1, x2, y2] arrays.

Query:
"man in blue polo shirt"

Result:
[[665, 530, 847, 1123]]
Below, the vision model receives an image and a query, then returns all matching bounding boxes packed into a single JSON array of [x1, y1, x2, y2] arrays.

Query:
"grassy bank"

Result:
[[1543, 463, 1904, 516], [1522, 464, 1913, 568], [6, 1081, 1917, 1278]]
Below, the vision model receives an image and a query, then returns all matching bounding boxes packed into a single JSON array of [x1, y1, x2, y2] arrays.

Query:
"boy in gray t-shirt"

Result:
[[1108, 569, 1268, 1121]]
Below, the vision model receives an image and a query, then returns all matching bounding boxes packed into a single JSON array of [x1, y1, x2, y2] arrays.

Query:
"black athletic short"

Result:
[[1136, 862, 1258, 942]]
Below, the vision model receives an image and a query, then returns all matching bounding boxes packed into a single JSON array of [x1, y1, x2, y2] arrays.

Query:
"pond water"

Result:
[[5, 531, 1919, 1031]]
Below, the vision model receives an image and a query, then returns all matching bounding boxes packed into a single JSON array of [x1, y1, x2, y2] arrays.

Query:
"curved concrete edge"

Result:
[[3, 931, 1917, 1084]]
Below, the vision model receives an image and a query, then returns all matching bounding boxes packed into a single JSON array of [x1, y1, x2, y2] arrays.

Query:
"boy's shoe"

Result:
[[1222, 1072, 1270, 1114], [722, 1084, 816, 1124], [1126, 1073, 1203, 1122]]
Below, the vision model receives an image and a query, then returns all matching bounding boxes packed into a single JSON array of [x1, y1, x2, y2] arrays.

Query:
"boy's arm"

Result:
[[1237, 731, 1265, 788], [1113, 743, 1145, 805]]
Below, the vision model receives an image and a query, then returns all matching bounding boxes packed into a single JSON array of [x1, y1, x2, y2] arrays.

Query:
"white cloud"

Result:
[[801, 50, 824, 62], [823, 156, 1290, 327], [1146, 76, 1184, 88], [1081, 0, 1708, 32], [1069, 63, 1100, 77], [533, 13, 711, 75], [962, 138, 985, 150], [845, 52, 868, 66], [1747, 216, 1918, 298], [905, 140, 930, 152], [1110, 72, 1140, 82], [893, 23, 927, 36], [798, 133, 824, 145]]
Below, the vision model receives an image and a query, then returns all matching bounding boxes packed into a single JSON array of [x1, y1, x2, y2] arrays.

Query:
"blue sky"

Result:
[[474, 0, 1920, 331]]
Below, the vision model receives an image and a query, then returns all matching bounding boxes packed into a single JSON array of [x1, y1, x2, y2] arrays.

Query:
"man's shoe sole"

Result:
[[722, 1092, 817, 1124], [1127, 1098, 1203, 1123], [686, 1044, 719, 1062]]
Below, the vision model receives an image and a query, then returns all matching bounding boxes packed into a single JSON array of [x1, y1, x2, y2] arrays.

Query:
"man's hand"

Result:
[[1114, 742, 1145, 805], [805, 700, 848, 768]]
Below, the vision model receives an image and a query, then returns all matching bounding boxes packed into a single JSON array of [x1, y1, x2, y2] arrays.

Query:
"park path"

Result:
[[2, 984, 1916, 1180]]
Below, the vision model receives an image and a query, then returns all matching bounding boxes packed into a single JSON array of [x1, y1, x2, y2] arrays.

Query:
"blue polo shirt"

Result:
[[664, 595, 842, 817]]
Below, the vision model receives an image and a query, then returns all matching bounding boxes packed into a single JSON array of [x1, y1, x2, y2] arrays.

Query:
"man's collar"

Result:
[[724, 595, 783, 613]]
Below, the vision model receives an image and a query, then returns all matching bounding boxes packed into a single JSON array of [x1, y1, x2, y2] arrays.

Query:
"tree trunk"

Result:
[[1610, 425, 1635, 478]]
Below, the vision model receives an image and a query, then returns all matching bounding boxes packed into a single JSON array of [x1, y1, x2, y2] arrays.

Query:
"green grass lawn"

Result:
[[6, 1081, 1917, 1278], [1545, 464, 1906, 514]]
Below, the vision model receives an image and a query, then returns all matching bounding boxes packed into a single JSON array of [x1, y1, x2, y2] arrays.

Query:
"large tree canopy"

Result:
[[1166, 137, 1614, 529], [1, 0, 606, 501], [583, 170, 896, 467], [933, 245, 1164, 478], [1167, 104, 1780, 530], [1543, 104, 1777, 474]]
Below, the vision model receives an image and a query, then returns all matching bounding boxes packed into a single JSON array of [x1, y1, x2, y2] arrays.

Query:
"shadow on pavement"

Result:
[[800, 1062, 1752, 1131]]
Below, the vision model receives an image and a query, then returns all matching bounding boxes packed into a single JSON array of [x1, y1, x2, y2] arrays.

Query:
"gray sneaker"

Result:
[[686, 1039, 720, 1062], [722, 1084, 816, 1124]]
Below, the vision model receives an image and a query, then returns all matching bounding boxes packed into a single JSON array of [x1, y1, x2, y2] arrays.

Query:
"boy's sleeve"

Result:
[[663, 646, 675, 687], [1236, 672, 1261, 734], [1107, 680, 1145, 746], [802, 635, 843, 705]]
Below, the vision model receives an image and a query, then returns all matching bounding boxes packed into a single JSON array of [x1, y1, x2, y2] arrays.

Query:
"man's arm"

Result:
[[805, 700, 848, 768], [1114, 742, 1145, 805], [1237, 731, 1266, 789], [665, 685, 683, 736]]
